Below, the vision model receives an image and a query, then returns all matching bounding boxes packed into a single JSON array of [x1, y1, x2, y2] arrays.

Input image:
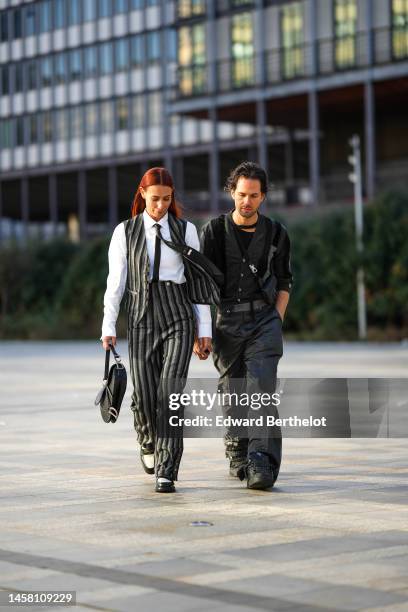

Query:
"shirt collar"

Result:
[[143, 209, 169, 228]]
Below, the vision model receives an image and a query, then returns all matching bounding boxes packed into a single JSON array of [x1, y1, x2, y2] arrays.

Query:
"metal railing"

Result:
[[174, 26, 408, 99]]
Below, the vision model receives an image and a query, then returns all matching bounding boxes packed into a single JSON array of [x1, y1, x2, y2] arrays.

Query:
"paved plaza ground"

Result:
[[0, 341, 407, 611]]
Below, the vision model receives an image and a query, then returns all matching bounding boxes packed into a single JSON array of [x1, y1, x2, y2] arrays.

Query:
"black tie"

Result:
[[152, 223, 162, 282]]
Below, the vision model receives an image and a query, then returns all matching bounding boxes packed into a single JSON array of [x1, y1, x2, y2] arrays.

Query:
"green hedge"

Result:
[[0, 191, 407, 340]]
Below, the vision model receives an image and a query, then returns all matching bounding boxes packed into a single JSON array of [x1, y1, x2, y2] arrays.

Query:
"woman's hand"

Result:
[[102, 336, 116, 351], [193, 337, 212, 360]]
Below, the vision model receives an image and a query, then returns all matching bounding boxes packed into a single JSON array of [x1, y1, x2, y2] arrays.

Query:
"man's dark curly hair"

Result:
[[224, 161, 269, 194]]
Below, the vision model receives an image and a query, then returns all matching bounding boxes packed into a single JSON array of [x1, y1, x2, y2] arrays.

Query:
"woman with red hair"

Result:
[[101, 167, 212, 493]]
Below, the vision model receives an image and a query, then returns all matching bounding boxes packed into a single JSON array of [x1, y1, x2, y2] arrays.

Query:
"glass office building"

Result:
[[1, 0, 408, 240]]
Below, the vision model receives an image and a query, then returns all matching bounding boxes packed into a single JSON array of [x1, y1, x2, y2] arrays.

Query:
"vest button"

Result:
[[237, 298, 241, 302], [240, 273, 244, 277], [238, 288, 242, 292], [242, 258, 246, 263]]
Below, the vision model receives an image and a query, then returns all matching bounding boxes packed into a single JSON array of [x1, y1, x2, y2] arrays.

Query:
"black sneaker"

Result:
[[239, 452, 276, 490]]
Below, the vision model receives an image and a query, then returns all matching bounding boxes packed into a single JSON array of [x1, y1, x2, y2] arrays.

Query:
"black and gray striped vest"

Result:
[[123, 213, 220, 326]]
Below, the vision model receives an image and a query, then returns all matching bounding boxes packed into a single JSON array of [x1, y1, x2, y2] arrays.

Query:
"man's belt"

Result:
[[219, 299, 269, 314]]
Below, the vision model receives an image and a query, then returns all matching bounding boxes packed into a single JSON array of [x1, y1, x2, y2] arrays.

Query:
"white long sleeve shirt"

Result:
[[101, 210, 213, 339]]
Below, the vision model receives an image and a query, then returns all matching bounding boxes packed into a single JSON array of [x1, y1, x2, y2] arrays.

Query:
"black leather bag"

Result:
[[94, 344, 127, 423], [158, 229, 224, 306]]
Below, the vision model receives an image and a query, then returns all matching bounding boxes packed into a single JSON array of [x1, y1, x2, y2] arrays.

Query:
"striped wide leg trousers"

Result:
[[127, 281, 195, 480]]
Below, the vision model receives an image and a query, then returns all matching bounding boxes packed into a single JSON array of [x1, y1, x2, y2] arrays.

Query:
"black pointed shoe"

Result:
[[155, 478, 176, 493], [140, 449, 155, 474], [239, 452, 276, 490]]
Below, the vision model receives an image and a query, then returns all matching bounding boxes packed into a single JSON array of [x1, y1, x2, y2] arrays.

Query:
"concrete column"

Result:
[[108, 166, 118, 230], [77, 170, 87, 241], [209, 106, 219, 215], [0, 181, 3, 243], [48, 174, 58, 237], [308, 89, 320, 205], [207, 0, 217, 93], [285, 129, 295, 184], [172, 157, 184, 200], [307, 0, 318, 76], [254, 0, 266, 86], [21, 176, 29, 241], [160, 0, 172, 172], [365, 0, 374, 66], [364, 80, 376, 201], [256, 98, 267, 171]]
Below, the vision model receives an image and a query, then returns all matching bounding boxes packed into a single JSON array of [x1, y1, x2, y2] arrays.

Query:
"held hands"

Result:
[[102, 336, 116, 351], [193, 337, 212, 360]]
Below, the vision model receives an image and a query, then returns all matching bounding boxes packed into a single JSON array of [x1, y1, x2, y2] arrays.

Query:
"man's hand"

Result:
[[102, 336, 116, 351], [275, 290, 290, 323], [193, 337, 212, 360]]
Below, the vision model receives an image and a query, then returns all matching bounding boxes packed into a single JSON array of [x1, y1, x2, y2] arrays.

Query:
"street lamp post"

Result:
[[348, 134, 367, 340]]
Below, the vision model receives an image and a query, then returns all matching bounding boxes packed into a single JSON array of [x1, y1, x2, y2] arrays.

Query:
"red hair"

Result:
[[131, 167, 182, 218]]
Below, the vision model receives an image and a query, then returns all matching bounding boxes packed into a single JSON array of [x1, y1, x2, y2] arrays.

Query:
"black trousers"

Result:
[[127, 281, 195, 480], [213, 304, 283, 475]]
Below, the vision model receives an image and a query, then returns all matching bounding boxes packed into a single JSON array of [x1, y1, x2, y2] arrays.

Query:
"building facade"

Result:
[[0, 0, 408, 241]]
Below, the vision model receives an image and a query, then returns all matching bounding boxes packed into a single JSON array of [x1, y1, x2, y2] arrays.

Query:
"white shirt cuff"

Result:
[[101, 325, 117, 339], [197, 321, 212, 338]]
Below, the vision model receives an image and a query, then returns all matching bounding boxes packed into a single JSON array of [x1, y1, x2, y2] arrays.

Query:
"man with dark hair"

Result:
[[199, 161, 293, 490]]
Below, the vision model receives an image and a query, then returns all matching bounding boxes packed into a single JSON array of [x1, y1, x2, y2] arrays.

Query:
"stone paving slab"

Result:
[[0, 341, 407, 611]]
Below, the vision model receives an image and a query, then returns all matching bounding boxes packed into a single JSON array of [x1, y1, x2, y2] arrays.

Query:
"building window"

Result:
[[131, 95, 144, 127], [131, 0, 144, 9], [117, 97, 129, 130], [84, 47, 98, 78], [147, 31, 161, 62], [84, 0, 97, 22], [55, 109, 68, 140], [178, 24, 206, 95], [55, 53, 67, 84], [177, 0, 206, 19], [334, 0, 357, 69], [24, 5, 36, 36], [70, 106, 82, 138], [27, 61, 37, 90], [281, 2, 304, 79], [0, 120, 12, 148], [131, 35, 144, 66], [0, 12, 9, 42], [100, 100, 113, 133], [392, 0, 408, 59], [113, 0, 128, 14], [16, 116, 24, 146], [147, 91, 161, 125], [68, 0, 81, 26], [43, 111, 53, 142], [39, 0, 52, 33], [166, 29, 178, 61], [230, 0, 254, 8], [15, 64, 24, 93], [13, 8, 22, 39], [29, 115, 38, 144], [40, 57, 53, 87], [99, 0, 112, 18], [69, 49, 82, 81], [100, 42, 113, 74], [54, 0, 66, 29], [115, 39, 129, 71], [1, 66, 9, 95], [85, 103, 98, 135], [231, 12, 254, 88]]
